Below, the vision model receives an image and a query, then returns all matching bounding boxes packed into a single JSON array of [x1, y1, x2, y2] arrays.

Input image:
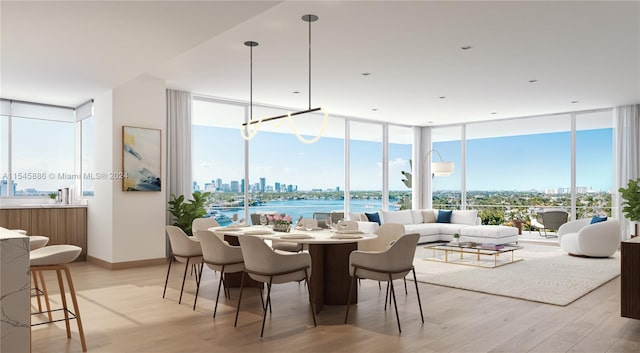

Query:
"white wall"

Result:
[[88, 74, 166, 263], [88, 90, 114, 262]]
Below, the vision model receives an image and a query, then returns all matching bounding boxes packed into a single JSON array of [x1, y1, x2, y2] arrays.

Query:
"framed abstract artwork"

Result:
[[122, 126, 161, 191]]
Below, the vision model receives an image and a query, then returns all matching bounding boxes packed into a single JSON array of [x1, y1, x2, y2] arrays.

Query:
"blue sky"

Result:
[[434, 129, 613, 192], [193, 126, 613, 192]]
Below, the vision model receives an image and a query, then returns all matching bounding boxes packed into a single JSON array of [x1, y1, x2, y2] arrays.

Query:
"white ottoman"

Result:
[[460, 225, 519, 245]]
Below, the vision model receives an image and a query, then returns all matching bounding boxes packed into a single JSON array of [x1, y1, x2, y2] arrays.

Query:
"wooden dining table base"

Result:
[[308, 242, 357, 313]]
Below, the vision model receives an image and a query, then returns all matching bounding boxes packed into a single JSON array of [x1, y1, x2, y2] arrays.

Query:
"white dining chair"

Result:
[[192, 217, 220, 239], [164, 226, 203, 305], [235, 235, 316, 337], [193, 229, 244, 316], [345, 233, 423, 333], [358, 223, 406, 292]]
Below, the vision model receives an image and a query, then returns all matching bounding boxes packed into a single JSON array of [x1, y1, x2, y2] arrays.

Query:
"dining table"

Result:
[[211, 224, 377, 313]]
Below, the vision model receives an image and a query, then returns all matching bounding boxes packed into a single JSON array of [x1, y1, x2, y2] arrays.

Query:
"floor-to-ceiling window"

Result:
[[0, 115, 8, 196], [349, 121, 383, 213], [389, 125, 413, 210], [576, 109, 614, 218], [247, 105, 345, 221], [465, 114, 571, 225], [192, 98, 246, 224], [432, 126, 463, 210], [0, 100, 94, 200], [81, 116, 95, 196]]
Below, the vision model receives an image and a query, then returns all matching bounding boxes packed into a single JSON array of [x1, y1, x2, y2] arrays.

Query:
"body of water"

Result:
[[210, 199, 399, 226]]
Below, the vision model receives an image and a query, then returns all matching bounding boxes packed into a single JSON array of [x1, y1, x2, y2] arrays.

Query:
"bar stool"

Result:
[[29, 236, 51, 319], [30, 245, 87, 352]]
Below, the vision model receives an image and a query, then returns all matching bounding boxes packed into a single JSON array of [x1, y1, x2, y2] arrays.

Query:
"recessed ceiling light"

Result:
[[361, 72, 371, 76], [491, 112, 497, 115], [427, 121, 434, 124], [292, 91, 300, 94], [528, 79, 538, 83], [438, 96, 446, 99], [372, 108, 378, 111], [571, 100, 579, 104], [461, 45, 472, 50]]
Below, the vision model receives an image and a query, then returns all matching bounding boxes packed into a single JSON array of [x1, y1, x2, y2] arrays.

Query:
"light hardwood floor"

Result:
[[31, 258, 640, 353]]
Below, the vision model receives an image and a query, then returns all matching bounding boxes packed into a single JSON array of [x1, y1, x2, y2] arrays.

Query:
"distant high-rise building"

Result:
[[275, 182, 281, 192], [336, 186, 340, 192], [241, 179, 245, 193], [192, 181, 199, 192], [230, 180, 239, 193], [204, 183, 213, 192], [287, 184, 293, 192], [0, 179, 17, 197], [259, 177, 266, 193], [216, 178, 223, 191]]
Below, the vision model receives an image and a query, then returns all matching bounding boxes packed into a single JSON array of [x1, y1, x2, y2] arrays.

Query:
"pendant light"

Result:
[[240, 14, 328, 143]]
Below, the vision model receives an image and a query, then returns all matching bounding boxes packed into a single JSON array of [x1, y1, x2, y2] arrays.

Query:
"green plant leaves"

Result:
[[619, 178, 640, 222], [168, 191, 211, 236]]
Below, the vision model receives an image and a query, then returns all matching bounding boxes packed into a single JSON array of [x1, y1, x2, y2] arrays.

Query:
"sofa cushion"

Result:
[[404, 223, 441, 236], [437, 223, 465, 235], [451, 210, 478, 225], [381, 210, 414, 225], [590, 215, 608, 224], [422, 209, 436, 223], [365, 212, 381, 225], [436, 210, 453, 223], [410, 210, 423, 223], [350, 212, 368, 222]]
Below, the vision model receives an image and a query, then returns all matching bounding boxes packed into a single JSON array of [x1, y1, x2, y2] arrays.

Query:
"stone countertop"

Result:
[[0, 203, 88, 209]]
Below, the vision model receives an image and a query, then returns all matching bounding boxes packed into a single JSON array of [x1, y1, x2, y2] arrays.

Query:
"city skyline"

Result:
[[192, 125, 614, 193]]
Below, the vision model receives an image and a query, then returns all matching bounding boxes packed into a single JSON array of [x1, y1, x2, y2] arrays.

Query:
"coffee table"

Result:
[[423, 243, 523, 268]]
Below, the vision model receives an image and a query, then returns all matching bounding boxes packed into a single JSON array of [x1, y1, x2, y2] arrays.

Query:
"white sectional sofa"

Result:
[[354, 209, 519, 245]]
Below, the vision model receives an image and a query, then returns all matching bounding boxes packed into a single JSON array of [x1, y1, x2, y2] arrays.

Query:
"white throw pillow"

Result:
[[422, 209, 436, 223], [380, 210, 414, 225], [349, 212, 367, 221], [410, 210, 423, 223], [451, 210, 478, 225]]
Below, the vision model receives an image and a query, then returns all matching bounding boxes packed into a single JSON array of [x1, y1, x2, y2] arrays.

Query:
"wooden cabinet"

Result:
[[0, 207, 87, 261], [621, 237, 640, 319], [0, 209, 32, 233]]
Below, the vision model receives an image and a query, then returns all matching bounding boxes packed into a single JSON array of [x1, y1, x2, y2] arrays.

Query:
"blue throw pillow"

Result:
[[365, 212, 381, 225], [590, 215, 607, 224], [437, 210, 453, 223]]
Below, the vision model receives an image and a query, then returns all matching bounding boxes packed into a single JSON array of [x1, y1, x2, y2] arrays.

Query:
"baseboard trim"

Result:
[[87, 255, 167, 270]]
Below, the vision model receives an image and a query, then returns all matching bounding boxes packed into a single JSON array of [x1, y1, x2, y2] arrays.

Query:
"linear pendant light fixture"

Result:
[[240, 14, 328, 144]]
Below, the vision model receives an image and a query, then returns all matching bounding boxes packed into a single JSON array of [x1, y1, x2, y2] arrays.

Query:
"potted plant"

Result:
[[48, 192, 58, 204], [168, 191, 211, 236], [619, 178, 640, 237], [452, 232, 460, 243]]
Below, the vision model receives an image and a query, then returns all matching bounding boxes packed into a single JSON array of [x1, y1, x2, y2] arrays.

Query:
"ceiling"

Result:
[[2, 1, 639, 127]]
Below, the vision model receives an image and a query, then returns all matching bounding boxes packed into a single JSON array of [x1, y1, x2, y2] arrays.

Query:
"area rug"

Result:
[[412, 244, 620, 306]]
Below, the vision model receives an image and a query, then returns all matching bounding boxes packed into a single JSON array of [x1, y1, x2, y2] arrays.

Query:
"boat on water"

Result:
[[206, 209, 233, 225]]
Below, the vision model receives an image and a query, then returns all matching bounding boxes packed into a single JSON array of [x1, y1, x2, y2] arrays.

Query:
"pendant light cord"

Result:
[[250, 44, 253, 121], [308, 18, 312, 110]]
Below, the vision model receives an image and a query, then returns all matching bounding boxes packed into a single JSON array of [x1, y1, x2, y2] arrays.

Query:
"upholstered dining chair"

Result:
[[358, 223, 406, 291], [164, 226, 203, 305], [193, 229, 244, 316], [235, 235, 316, 337], [345, 233, 423, 333], [192, 217, 220, 238], [358, 223, 405, 252]]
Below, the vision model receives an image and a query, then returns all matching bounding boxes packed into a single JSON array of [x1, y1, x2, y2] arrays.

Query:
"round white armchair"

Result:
[[558, 218, 620, 257]]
